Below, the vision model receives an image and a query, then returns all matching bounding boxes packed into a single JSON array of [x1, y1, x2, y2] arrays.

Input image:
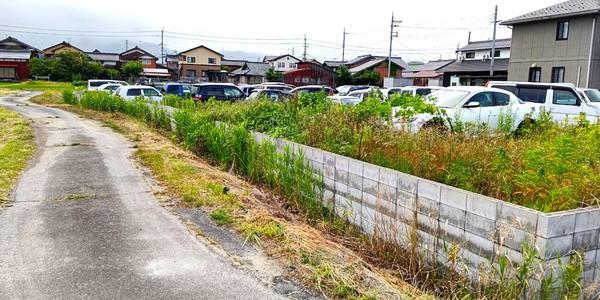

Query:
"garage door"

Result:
[[0, 67, 16, 79]]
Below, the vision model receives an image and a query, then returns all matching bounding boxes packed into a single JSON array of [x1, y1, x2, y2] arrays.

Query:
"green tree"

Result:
[[28, 58, 52, 77], [51, 51, 92, 81], [335, 65, 353, 86], [85, 61, 104, 79], [265, 68, 283, 82], [105, 68, 122, 79], [121, 60, 143, 81], [353, 70, 381, 85]]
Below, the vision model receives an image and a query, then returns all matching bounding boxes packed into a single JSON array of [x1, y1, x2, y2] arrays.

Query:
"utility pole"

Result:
[[490, 5, 499, 77], [342, 28, 349, 62], [125, 40, 128, 51], [388, 13, 402, 78], [160, 27, 164, 65], [303, 35, 307, 61]]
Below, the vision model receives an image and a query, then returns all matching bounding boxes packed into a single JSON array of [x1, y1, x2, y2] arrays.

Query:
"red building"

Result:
[[0, 36, 38, 81], [283, 60, 335, 87]]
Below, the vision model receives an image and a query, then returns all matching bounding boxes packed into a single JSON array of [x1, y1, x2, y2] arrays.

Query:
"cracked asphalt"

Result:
[[0, 93, 288, 299]]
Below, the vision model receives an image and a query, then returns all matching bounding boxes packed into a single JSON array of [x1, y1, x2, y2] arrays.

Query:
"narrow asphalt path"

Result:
[[0, 93, 287, 299]]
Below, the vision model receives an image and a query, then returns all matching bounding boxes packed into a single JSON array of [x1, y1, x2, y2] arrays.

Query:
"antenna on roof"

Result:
[[468, 31, 471, 44]]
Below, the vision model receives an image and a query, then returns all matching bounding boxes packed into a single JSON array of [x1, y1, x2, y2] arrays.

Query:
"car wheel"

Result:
[[421, 121, 449, 134], [515, 118, 535, 136]]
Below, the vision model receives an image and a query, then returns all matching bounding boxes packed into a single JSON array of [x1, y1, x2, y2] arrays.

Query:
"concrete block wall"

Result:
[[251, 131, 600, 290]]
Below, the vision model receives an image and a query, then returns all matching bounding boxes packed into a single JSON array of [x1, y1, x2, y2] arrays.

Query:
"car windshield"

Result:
[[584, 89, 600, 102], [431, 90, 471, 108], [336, 86, 352, 95], [143, 88, 160, 97]]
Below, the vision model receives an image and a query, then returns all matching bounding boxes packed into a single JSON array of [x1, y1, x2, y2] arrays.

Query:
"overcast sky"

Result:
[[0, 0, 563, 62]]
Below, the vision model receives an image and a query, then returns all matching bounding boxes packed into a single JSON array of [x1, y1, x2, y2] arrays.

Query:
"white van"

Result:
[[488, 81, 600, 124], [87, 79, 128, 91]]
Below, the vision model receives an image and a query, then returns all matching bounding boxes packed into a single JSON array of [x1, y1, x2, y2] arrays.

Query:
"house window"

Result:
[[465, 52, 475, 59], [187, 57, 196, 63], [556, 21, 569, 40], [551, 67, 565, 83], [294, 77, 301, 83], [302, 77, 310, 83], [277, 62, 286, 68], [186, 70, 196, 79], [489, 50, 501, 58], [208, 57, 217, 64], [528, 67, 542, 82], [141, 59, 151, 65], [289, 63, 297, 68]]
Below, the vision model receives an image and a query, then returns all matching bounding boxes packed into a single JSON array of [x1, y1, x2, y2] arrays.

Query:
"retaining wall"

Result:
[[253, 131, 600, 291]]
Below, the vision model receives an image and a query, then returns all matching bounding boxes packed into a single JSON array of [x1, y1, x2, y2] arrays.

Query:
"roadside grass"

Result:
[[0, 81, 75, 92], [40, 97, 429, 299], [30, 90, 65, 105], [0, 107, 35, 204]]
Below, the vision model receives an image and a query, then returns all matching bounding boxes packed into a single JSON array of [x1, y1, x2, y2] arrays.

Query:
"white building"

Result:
[[263, 54, 301, 72]]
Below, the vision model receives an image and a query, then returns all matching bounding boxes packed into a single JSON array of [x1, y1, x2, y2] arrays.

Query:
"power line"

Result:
[[164, 30, 303, 41], [399, 25, 489, 30], [0, 28, 160, 38], [0, 24, 157, 34]]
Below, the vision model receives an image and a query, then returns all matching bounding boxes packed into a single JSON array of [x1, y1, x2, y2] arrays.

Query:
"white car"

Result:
[[393, 86, 539, 133], [97, 83, 122, 93], [383, 86, 443, 99], [488, 81, 600, 124], [577, 88, 600, 109], [328, 87, 381, 106], [87, 79, 127, 91], [113, 86, 163, 102]]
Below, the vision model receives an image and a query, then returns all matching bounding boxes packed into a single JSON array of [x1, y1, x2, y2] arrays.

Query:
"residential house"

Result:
[[86, 49, 120, 67], [230, 62, 269, 84], [501, 0, 600, 88], [0, 36, 38, 80], [178, 45, 225, 82], [283, 60, 335, 87], [439, 39, 511, 86], [120, 46, 157, 68], [166, 54, 180, 80], [221, 59, 247, 73], [42, 41, 85, 59], [263, 54, 301, 72], [402, 59, 455, 86], [347, 55, 409, 86]]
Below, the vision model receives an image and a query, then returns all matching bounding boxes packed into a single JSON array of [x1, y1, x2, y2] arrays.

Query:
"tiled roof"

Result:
[[458, 39, 511, 52], [323, 60, 345, 67], [231, 62, 269, 76], [410, 60, 455, 72], [86, 52, 120, 62], [348, 57, 409, 73], [439, 58, 509, 73], [0, 50, 32, 60], [502, 0, 600, 25]]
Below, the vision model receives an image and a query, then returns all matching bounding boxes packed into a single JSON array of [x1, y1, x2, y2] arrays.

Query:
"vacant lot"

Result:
[[0, 81, 75, 92], [0, 107, 35, 204]]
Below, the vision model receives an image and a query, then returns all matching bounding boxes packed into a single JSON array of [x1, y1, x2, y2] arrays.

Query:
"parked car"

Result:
[[113, 85, 163, 102], [246, 89, 292, 102], [488, 81, 600, 124], [335, 85, 370, 96], [164, 83, 195, 97], [384, 86, 442, 99], [291, 85, 337, 96], [97, 83, 122, 93], [577, 88, 600, 108], [255, 83, 294, 93], [393, 86, 539, 133], [87, 79, 127, 91], [239, 85, 257, 96], [328, 87, 381, 106], [193, 83, 245, 102], [150, 82, 168, 92]]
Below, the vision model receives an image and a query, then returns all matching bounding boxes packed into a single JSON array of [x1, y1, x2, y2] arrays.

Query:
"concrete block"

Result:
[[348, 158, 363, 176], [334, 195, 351, 218], [583, 270, 595, 286], [348, 173, 362, 190], [417, 213, 439, 236], [335, 181, 348, 197], [583, 250, 597, 271], [377, 198, 396, 218], [323, 164, 335, 180], [323, 153, 336, 177], [322, 190, 334, 209], [348, 187, 362, 203], [537, 212, 576, 238], [335, 155, 349, 172], [397, 205, 415, 224], [362, 177, 378, 196], [348, 199, 362, 227], [573, 229, 599, 252], [374, 214, 398, 241], [466, 194, 498, 220], [461, 249, 488, 270], [497, 223, 536, 251], [379, 168, 398, 188], [440, 186, 468, 210], [361, 206, 376, 235], [439, 222, 465, 245], [417, 230, 438, 254], [397, 190, 416, 210], [575, 209, 600, 233], [324, 177, 335, 190], [498, 202, 539, 233], [465, 231, 495, 261], [439, 203, 466, 229], [397, 172, 418, 194], [362, 192, 377, 210], [310, 147, 324, 164], [417, 196, 440, 218], [335, 168, 349, 185], [395, 221, 412, 245], [362, 163, 380, 181], [465, 212, 496, 240], [536, 234, 574, 259], [378, 183, 396, 203], [417, 179, 441, 201], [495, 244, 523, 265], [310, 161, 324, 174]]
